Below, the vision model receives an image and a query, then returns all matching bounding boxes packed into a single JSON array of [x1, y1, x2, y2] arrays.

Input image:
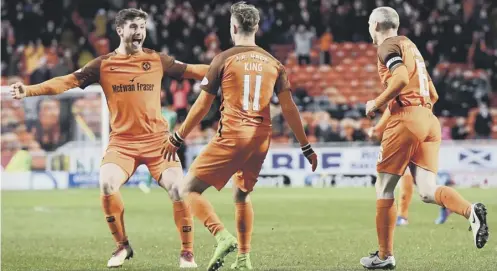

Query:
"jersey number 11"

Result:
[[243, 74, 262, 111]]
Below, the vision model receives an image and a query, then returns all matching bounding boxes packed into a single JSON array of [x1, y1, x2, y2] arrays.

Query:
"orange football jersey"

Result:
[[200, 46, 291, 138], [377, 36, 432, 113], [66, 49, 187, 138]]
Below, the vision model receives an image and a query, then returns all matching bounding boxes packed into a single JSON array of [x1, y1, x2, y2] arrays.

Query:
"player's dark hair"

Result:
[[230, 1, 260, 34], [115, 8, 148, 28]]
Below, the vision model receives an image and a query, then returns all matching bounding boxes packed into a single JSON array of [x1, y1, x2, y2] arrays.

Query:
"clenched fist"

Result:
[[10, 82, 27, 99]]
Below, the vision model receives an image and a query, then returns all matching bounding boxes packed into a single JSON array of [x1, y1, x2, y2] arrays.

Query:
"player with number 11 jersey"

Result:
[[163, 2, 318, 270]]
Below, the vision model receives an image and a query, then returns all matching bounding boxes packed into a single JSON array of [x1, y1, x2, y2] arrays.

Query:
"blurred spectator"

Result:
[[35, 99, 67, 151], [1, 0, 496, 149], [1, 133, 32, 172], [340, 118, 366, 142], [294, 25, 314, 65], [30, 57, 51, 84], [451, 117, 470, 140], [24, 40, 46, 76], [170, 79, 192, 123], [315, 113, 341, 142], [319, 27, 333, 65], [474, 103, 493, 139]]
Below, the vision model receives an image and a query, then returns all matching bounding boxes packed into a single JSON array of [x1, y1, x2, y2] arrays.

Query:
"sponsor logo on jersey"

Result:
[[112, 82, 155, 92]]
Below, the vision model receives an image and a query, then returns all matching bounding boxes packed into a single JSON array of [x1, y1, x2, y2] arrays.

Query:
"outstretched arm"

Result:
[[160, 53, 209, 81], [25, 74, 82, 96], [10, 58, 101, 99], [163, 53, 224, 162], [183, 64, 209, 80], [177, 91, 216, 139]]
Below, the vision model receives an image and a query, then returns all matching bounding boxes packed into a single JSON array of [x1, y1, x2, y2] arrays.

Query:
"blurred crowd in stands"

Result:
[[1, 0, 497, 168]]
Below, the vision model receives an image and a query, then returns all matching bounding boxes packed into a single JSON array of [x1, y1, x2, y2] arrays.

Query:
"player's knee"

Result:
[[375, 173, 399, 199], [233, 188, 250, 203], [167, 184, 181, 201], [419, 193, 435, 203], [417, 184, 437, 203], [99, 163, 127, 195], [418, 190, 436, 203], [100, 179, 119, 195]]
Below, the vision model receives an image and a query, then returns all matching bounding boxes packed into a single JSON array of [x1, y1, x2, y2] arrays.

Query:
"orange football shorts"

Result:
[[189, 133, 271, 192], [377, 106, 441, 176], [101, 132, 181, 182]]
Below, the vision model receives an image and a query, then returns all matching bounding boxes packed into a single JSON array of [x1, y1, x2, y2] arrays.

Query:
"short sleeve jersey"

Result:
[[72, 48, 187, 138], [200, 46, 290, 138], [377, 36, 432, 112]]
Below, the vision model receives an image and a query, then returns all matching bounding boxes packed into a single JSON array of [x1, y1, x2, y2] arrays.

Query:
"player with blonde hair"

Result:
[[10, 8, 209, 269], [164, 2, 318, 270], [361, 6, 489, 269]]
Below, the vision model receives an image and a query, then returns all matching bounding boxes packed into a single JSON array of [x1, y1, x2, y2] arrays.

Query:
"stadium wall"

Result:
[[2, 143, 496, 190], [1, 86, 496, 190]]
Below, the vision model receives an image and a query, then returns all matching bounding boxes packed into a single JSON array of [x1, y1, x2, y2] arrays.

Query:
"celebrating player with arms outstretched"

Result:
[[164, 2, 318, 270], [10, 8, 208, 269], [361, 7, 489, 270]]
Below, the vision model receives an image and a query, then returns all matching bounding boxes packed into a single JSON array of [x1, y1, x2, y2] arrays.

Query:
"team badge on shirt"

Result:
[[142, 61, 151, 71]]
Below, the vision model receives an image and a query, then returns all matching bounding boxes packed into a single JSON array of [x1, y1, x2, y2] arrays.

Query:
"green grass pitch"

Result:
[[2, 187, 496, 271]]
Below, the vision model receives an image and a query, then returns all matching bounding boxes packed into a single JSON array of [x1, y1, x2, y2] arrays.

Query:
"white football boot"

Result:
[[360, 251, 396, 270], [468, 203, 489, 249], [107, 242, 134, 268], [179, 251, 198, 268]]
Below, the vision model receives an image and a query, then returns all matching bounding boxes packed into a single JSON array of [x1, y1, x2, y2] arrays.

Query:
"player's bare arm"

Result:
[[10, 58, 99, 99], [365, 65, 408, 117], [278, 90, 318, 171], [164, 90, 216, 162], [164, 52, 224, 161]]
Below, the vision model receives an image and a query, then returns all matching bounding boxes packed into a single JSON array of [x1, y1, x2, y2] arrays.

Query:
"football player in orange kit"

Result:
[[10, 8, 209, 269], [163, 2, 318, 270], [360, 6, 489, 270]]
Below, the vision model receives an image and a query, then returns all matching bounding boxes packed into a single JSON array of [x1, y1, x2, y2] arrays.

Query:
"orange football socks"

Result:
[[186, 192, 225, 236], [101, 193, 127, 245], [434, 186, 472, 218], [235, 201, 254, 254], [398, 174, 414, 219], [377, 199, 396, 259], [173, 201, 194, 253]]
